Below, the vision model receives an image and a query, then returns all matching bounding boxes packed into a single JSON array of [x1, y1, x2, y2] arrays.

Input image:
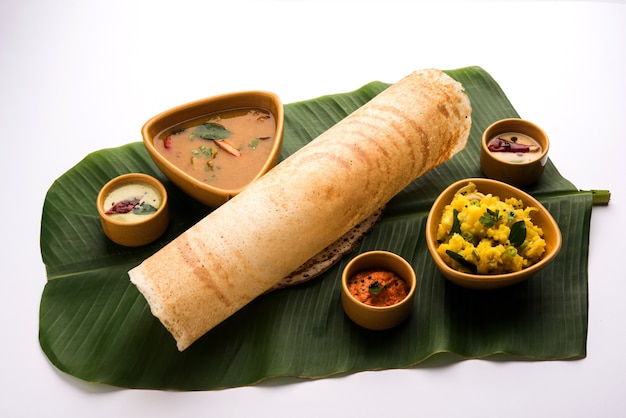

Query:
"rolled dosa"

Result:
[[129, 69, 472, 351]]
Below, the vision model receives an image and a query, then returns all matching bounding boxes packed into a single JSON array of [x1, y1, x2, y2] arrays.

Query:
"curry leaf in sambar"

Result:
[[197, 122, 232, 140]]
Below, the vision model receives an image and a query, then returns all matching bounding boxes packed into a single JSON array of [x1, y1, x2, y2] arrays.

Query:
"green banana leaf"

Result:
[[39, 66, 591, 390]]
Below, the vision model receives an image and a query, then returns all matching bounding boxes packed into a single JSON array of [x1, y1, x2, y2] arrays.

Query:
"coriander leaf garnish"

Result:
[[199, 145, 215, 158], [479, 208, 502, 228], [368, 280, 385, 295]]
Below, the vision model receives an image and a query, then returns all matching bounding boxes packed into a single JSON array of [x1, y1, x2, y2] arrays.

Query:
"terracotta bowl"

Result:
[[341, 251, 417, 330], [425, 178, 562, 289], [480, 118, 549, 187], [142, 91, 284, 208], [97, 173, 169, 247]]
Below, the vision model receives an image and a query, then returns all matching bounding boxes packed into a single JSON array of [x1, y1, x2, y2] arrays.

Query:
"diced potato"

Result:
[[436, 182, 546, 275]]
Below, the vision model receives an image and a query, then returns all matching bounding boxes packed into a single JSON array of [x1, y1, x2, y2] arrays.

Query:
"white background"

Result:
[[2, 1, 625, 417]]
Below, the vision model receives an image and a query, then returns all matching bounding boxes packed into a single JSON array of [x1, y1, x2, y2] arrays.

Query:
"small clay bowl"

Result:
[[142, 91, 284, 208], [480, 118, 549, 187], [425, 178, 562, 290], [97, 173, 169, 247], [341, 251, 417, 330]]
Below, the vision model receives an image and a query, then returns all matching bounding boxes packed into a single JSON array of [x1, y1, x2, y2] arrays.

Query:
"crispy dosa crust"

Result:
[[270, 206, 385, 291], [129, 69, 472, 351]]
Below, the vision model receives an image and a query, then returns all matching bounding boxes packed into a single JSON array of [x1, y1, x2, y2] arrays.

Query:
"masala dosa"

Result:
[[129, 69, 472, 351]]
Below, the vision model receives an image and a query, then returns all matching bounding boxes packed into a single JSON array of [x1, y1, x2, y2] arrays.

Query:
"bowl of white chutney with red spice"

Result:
[[480, 118, 550, 187], [97, 173, 169, 247]]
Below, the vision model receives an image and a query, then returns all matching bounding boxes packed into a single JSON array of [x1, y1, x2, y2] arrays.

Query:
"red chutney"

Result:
[[347, 269, 410, 307]]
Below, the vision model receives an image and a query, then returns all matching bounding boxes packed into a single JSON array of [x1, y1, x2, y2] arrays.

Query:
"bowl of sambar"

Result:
[[142, 91, 284, 208]]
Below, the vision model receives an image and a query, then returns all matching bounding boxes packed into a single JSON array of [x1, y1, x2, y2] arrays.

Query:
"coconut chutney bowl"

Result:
[[341, 251, 417, 330], [97, 173, 169, 247], [142, 91, 284, 208], [480, 118, 550, 187], [425, 178, 562, 290]]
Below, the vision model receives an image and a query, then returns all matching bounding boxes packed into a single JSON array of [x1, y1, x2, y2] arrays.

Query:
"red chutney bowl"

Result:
[[341, 251, 417, 330]]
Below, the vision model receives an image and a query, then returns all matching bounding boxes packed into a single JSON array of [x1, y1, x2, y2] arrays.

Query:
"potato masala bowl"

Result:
[[425, 178, 562, 289]]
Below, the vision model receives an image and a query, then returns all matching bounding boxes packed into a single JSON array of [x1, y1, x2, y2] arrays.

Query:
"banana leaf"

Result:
[[39, 66, 591, 390]]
